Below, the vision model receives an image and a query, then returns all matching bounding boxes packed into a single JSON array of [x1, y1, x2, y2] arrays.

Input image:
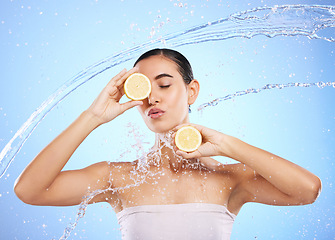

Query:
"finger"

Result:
[[119, 100, 143, 114], [119, 83, 126, 96], [106, 68, 127, 87], [114, 67, 138, 88], [176, 150, 201, 159]]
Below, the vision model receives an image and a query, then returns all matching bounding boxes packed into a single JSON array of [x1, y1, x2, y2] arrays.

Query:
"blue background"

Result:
[[1, 0, 334, 239]]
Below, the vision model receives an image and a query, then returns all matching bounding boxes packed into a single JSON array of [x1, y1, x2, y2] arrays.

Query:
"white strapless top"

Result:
[[116, 203, 236, 240]]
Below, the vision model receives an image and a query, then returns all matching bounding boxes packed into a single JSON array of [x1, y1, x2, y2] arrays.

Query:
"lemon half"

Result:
[[124, 73, 151, 100], [175, 126, 202, 152]]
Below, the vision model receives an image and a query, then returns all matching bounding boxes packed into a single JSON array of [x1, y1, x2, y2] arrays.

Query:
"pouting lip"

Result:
[[148, 108, 165, 116]]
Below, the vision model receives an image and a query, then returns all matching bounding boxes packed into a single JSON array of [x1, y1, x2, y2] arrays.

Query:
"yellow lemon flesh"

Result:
[[175, 126, 202, 152], [124, 73, 151, 100]]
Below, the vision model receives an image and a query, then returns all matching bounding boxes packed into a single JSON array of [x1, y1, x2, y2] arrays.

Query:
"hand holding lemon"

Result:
[[87, 68, 143, 125], [175, 124, 229, 159], [175, 126, 202, 152]]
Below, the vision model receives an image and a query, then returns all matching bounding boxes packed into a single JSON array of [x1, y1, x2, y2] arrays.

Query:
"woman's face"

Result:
[[135, 55, 198, 133]]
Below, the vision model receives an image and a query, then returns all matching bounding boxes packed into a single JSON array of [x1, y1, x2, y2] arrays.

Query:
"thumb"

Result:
[[120, 101, 143, 114], [176, 150, 201, 159]]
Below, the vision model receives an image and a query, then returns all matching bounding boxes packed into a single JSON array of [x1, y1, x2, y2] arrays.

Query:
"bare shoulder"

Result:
[[84, 161, 112, 178], [104, 160, 140, 187], [87, 160, 137, 180], [83, 160, 138, 205]]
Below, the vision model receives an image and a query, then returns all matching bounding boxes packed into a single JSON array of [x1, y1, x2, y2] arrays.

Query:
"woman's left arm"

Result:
[[175, 124, 322, 207]]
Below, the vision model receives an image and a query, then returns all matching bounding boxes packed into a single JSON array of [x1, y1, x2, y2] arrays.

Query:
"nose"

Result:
[[148, 90, 160, 105]]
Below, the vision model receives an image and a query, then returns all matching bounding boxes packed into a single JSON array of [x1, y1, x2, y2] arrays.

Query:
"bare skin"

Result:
[[14, 55, 321, 217]]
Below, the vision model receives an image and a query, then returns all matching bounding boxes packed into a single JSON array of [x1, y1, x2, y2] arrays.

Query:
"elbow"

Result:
[[14, 183, 26, 203], [300, 176, 322, 205], [310, 176, 322, 203], [14, 179, 41, 205], [14, 181, 30, 204]]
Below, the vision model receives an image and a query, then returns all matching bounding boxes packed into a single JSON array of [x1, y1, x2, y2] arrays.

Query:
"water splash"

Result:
[[1, 4, 329, 238], [57, 128, 200, 240], [1, 4, 334, 178], [198, 81, 335, 111], [167, 4, 335, 46]]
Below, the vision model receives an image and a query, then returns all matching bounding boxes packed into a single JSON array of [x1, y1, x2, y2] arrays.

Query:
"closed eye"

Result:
[[160, 85, 171, 88]]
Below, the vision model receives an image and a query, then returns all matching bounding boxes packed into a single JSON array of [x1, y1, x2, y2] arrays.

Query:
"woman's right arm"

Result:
[[14, 68, 142, 206]]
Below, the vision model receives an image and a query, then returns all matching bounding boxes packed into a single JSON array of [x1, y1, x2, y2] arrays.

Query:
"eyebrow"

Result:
[[154, 73, 173, 80]]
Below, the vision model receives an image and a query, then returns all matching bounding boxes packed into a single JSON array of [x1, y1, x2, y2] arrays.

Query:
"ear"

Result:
[[187, 79, 200, 105]]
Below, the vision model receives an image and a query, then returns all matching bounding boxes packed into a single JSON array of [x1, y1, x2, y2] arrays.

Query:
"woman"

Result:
[[14, 48, 321, 240]]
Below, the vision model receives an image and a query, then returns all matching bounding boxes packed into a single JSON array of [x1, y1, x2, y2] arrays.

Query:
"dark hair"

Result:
[[133, 48, 194, 85]]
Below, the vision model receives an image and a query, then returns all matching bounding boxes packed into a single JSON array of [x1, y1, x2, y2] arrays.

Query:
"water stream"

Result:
[[0, 4, 334, 239], [1, 4, 334, 179]]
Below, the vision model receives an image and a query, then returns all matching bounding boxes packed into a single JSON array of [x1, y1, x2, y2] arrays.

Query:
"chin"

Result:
[[146, 122, 177, 134], [149, 126, 174, 134], [142, 113, 189, 134]]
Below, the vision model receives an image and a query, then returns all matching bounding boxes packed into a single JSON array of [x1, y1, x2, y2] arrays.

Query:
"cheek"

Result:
[[168, 90, 188, 113], [172, 88, 188, 104]]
